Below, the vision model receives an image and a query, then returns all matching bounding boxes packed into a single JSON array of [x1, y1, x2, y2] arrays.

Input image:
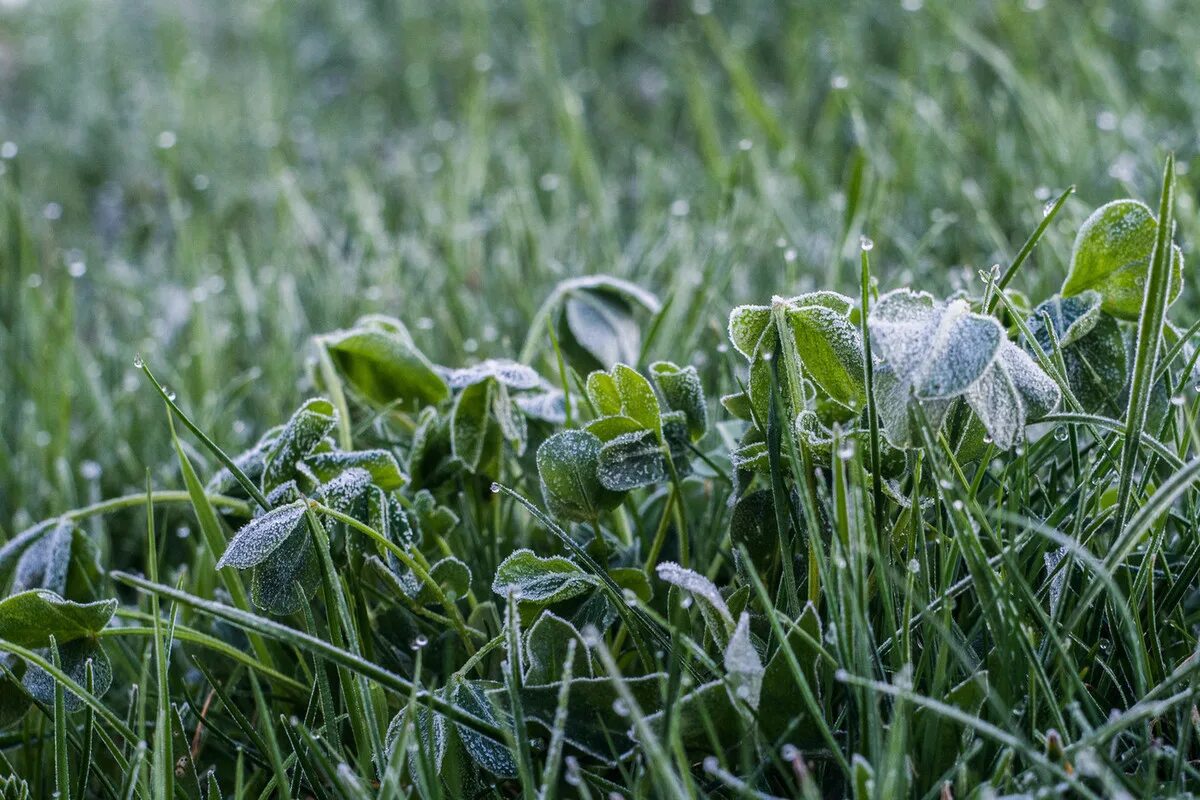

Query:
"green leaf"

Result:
[[655, 562, 734, 646], [1027, 294, 1128, 415], [491, 549, 598, 605], [759, 604, 825, 743], [730, 490, 780, 579], [524, 612, 593, 685], [597, 430, 668, 491], [449, 680, 517, 778], [536, 431, 625, 522], [785, 301, 866, 410], [585, 372, 622, 416], [416, 557, 472, 605], [611, 364, 662, 435], [554, 277, 660, 372], [649, 361, 707, 441], [0, 591, 116, 648], [727, 304, 774, 359], [321, 316, 449, 408], [450, 379, 494, 472], [1063, 199, 1184, 320], [23, 638, 113, 713], [217, 501, 307, 570]]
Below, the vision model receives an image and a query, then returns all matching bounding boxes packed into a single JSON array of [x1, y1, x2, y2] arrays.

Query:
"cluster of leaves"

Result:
[[3, 173, 1200, 799]]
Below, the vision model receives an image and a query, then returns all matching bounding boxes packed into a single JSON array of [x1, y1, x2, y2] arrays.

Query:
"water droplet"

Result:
[[612, 699, 630, 717], [133, 353, 144, 368], [679, 595, 693, 609], [907, 558, 921, 575], [859, 235, 874, 252], [1171, 394, 1186, 407], [670, 199, 690, 217], [837, 442, 855, 461], [1042, 199, 1056, 217], [157, 130, 177, 149], [80, 460, 102, 481], [622, 588, 638, 606], [1054, 425, 1069, 442], [0, 141, 17, 158], [703, 755, 719, 773], [830, 74, 850, 90], [489, 482, 501, 494], [951, 500, 965, 511], [410, 634, 429, 650]]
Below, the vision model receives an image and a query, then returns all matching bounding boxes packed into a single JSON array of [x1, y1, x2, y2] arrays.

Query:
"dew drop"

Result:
[[489, 482, 501, 494], [1054, 425, 1069, 442], [703, 755, 719, 773], [1171, 394, 1186, 407], [133, 353, 144, 368], [781, 743, 800, 761], [859, 235, 874, 252], [612, 699, 630, 717], [622, 588, 638, 606], [410, 634, 429, 650]]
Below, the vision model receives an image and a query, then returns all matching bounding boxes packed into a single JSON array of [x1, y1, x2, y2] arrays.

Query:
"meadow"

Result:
[[2, 0, 1200, 797]]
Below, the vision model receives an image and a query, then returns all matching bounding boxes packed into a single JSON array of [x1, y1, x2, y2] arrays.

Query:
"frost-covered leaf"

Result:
[[321, 316, 449, 407], [872, 364, 953, 449], [316, 467, 371, 513], [536, 430, 624, 522], [870, 290, 1002, 399], [449, 680, 517, 778], [305, 449, 407, 491], [585, 414, 645, 442], [965, 341, 1061, 450], [612, 364, 661, 435], [644, 680, 744, 751], [515, 390, 567, 424], [12, 521, 72, 595], [785, 301, 866, 410], [23, 638, 113, 712], [491, 383, 527, 456], [250, 522, 319, 614], [1063, 199, 1184, 320], [727, 304, 774, 359], [524, 611, 593, 684], [585, 371, 622, 416], [1026, 294, 1128, 415], [597, 430, 667, 491], [724, 612, 763, 710], [759, 604, 827, 744], [869, 290, 1004, 447], [720, 390, 755, 422], [416, 557, 472, 605], [491, 549, 598, 605], [205, 426, 280, 494], [556, 277, 662, 371], [729, 441, 770, 473], [650, 361, 707, 441], [450, 379, 494, 472], [0, 590, 117, 648], [443, 359, 541, 390], [656, 562, 734, 644], [262, 399, 337, 492], [217, 501, 307, 570]]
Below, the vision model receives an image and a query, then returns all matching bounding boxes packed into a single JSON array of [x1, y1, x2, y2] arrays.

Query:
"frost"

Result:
[[536, 430, 624, 522], [443, 358, 541, 390], [870, 290, 1002, 399], [649, 361, 707, 441], [217, 501, 307, 570], [316, 467, 372, 512], [515, 389, 567, 424], [727, 304, 774, 359], [784, 302, 866, 409], [1026, 294, 1127, 415], [965, 342, 1061, 450], [723, 612, 763, 710], [656, 562, 734, 641]]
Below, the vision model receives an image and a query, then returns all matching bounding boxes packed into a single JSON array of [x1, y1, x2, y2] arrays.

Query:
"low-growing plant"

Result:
[[4, 159, 1200, 798]]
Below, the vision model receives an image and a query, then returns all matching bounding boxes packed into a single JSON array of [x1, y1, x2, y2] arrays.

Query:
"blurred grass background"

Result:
[[1, 0, 1197, 532]]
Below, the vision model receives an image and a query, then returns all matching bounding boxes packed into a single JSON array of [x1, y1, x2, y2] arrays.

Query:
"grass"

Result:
[[2, 0, 1200, 797]]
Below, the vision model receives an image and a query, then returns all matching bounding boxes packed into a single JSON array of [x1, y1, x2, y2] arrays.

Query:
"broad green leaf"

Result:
[[515, 390, 567, 424], [730, 490, 780, 579], [597, 430, 668, 491], [536, 431, 625, 522], [0, 590, 117, 648], [491, 549, 598, 605], [964, 341, 1061, 450], [724, 612, 763, 710], [585, 414, 645, 442], [1063, 199, 1184, 320], [23, 638, 113, 712], [561, 292, 642, 371], [416, 557, 472, 605], [217, 501, 307, 570], [11, 521, 72, 595], [585, 371, 622, 416], [450, 379, 494, 472], [611, 364, 661, 435], [491, 383, 528, 456], [250, 522, 319, 614], [759, 603, 824, 743], [1027, 294, 1128, 415], [649, 361, 707, 441], [872, 364, 953, 449], [449, 680, 517, 778], [524, 612, 593, 684], [644, 680, 744, 751], [785, 302, 866, 409], [727, 304, 774, 359], [321, 316, 449, 407]]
